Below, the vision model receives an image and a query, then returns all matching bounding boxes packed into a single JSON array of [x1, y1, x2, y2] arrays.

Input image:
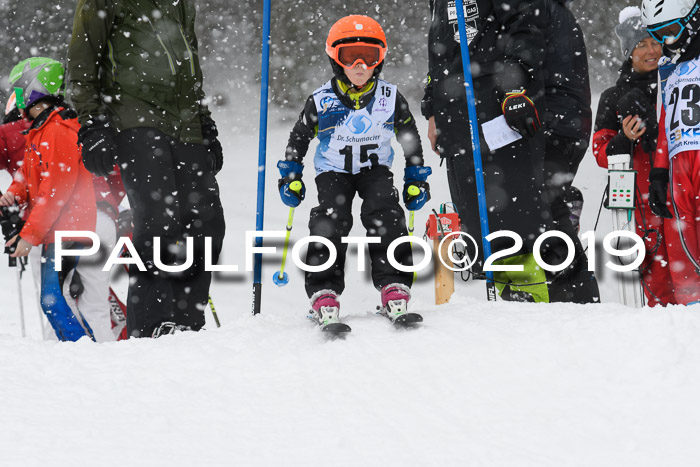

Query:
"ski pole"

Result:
[[408, 211, 417, 282], [252, 0, 272, 315], [208, 294, 221, 328], [454, 0, 497, 301], [273, 181, 302, 286], [27, 254, 46, 337], [406, 185, 419, 236], [12, 257, 26, 337], [406, 185, 418, 281]]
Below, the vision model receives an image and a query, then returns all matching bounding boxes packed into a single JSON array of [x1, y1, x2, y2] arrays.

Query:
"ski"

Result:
[[321, 322, 352, 334], [307, 314, 351, 334], [376, 306, 423, 327], [391, 312, 423, 326]]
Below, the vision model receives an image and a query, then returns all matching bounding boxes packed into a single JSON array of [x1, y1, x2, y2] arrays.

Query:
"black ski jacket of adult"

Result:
[[542, 0, 592, 142], [67, 0, 211, 144], [422, 0, 545, 119], [422, 0, 552, 254]]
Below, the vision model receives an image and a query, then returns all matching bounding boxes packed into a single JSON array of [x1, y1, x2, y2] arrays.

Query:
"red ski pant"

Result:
[[635, 160, 676, 306], [665, 152, 700, 304]]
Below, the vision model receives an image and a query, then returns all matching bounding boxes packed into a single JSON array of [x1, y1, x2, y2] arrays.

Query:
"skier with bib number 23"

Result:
[[278, 15, 431, 332], [641, 0, 700, 305]]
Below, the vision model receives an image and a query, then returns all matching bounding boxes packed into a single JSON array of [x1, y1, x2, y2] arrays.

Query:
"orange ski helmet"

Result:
[[326, 15, 388, 83]]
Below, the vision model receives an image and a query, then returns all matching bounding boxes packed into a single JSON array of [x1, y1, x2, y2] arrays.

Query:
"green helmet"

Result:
[[9, 57, 64, 111]]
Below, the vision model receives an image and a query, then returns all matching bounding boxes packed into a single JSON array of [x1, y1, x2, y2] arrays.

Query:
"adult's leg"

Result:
[[445, 153, 483, 271], [305, 171, 355, 298], [115, 128, 182, 337], [543, 135, 600, 303], [356, 166, 413, 290], [169, 140, 226, 328]]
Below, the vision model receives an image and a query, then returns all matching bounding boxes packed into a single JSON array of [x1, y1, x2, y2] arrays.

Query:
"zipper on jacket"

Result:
[[178, 25, 196, 76], [107, 40, 118, 78], [145, 17, 177, 75]]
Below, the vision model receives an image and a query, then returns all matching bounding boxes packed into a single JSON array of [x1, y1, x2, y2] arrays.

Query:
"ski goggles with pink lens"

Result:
[[331, 43, 386, 69]]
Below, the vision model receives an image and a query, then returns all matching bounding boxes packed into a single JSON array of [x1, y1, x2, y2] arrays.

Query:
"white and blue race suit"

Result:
[[312, 79, 398, 175], [659, 55, 700, 160]]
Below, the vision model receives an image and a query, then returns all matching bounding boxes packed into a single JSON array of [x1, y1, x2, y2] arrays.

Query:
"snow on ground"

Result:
[[1, 97, 699, 466]]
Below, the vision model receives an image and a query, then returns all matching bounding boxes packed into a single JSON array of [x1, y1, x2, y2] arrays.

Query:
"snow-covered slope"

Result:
[[2, 100, 697, 466], [2, 297, 699, 466]]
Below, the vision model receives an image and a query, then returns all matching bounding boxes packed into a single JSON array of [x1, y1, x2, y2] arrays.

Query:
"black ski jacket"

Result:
[[421, 0, 553, 253], [422, 0, 546, 119], [67, 0, 211, 144], [542, 0, 592, 142], [593, 61, 658, 163]]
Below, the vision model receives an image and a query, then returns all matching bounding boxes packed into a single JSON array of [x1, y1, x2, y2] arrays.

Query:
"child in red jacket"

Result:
[[642, 0, 700, 305], [0, 57, 97, 340]]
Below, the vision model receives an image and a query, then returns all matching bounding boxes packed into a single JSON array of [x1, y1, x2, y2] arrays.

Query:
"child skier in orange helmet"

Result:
[[277, 15, 431, 332]]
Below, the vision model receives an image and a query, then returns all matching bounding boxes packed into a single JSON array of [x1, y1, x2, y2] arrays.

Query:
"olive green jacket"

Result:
[[67, 0, 211, 144]]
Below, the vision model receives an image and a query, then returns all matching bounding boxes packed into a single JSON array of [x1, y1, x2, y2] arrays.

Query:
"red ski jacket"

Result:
[[92, 170, 125, 221], [0, 119, 30, 177], [7, 107, 96, 246]]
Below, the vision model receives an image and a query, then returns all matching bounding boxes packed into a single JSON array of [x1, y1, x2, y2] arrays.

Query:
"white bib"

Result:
[[661, 56, 700, 159], [312, 80, 397, 175]]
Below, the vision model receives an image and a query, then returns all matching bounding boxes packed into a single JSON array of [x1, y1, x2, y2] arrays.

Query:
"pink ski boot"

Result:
[[309, 290, 350, 333], [380, 283, 422, 324]]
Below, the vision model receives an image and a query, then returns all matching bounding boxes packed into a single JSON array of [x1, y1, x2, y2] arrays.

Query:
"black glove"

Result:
[[78, 120, 118, 177], [201, 116, 223, 174], [618, 89, 658, 150], [0, 202, 24, 256], [648, 168, 673, 219], [618, 88, 658, 152], [117, 209, 134, 239], [502, 90, 541, 138], [617, 88, 651, 119]]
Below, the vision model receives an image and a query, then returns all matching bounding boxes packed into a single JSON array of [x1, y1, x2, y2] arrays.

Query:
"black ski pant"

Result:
[[543, 133, 587, 229], [543, 134, 600, 303], [115, 128, 225, 337], [305, 166, 413, 298]]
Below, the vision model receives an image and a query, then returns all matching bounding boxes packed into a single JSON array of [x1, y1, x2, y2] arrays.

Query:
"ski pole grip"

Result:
[[407, 185, 420, 197], [289, 181, 302, 194]]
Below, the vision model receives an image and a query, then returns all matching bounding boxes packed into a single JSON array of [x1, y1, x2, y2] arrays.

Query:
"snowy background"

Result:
[[2, 0, 700, 465]]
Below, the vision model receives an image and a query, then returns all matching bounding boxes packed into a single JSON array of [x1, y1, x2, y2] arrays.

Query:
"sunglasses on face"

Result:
[[333, 43, 385, 69]]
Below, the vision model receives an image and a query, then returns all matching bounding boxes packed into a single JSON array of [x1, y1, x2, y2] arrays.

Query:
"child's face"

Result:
[[344, 64, 374, 88]]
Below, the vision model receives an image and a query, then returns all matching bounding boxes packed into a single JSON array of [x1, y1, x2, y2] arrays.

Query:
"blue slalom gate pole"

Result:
[[252, 0, 272, 315], [454, 0, 497, 301]]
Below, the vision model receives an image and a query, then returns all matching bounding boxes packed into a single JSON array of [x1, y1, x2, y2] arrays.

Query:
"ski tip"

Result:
[[393, 313, 423, 326], [322, 322, 352, 334]]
